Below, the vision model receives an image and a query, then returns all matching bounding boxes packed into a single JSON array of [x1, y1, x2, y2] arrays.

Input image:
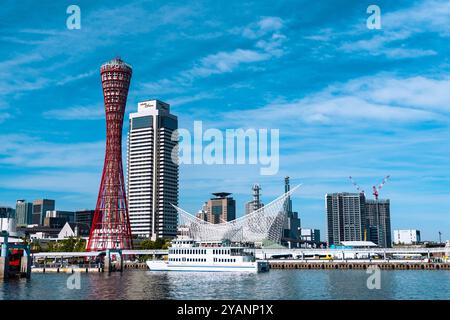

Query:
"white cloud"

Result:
[[56, 69, 97, 86], [342, 75, 450, 112], [0, 134, 104, 168], [218, 73, 449, 127], [242, 16, 284, 39], [383, 0, 450, 37], [309, 0, 450, 59], [183, 17, 286, 79], [187, 49, 270, 78], [169, 92, 216, 106]]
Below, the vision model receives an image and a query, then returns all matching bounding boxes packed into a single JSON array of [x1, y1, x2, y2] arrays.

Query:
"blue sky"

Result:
[[0, 0, 449, 241]]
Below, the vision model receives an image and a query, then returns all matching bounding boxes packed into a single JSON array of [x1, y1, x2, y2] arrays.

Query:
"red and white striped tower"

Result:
[[87, 58, 133, 251]]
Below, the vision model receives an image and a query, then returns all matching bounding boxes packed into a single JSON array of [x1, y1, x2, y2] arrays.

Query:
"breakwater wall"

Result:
[[269, 261, 450, 270]]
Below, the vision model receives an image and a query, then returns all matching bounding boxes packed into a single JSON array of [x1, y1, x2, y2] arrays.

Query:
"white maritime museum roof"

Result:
[[174, 185, 300, 243]]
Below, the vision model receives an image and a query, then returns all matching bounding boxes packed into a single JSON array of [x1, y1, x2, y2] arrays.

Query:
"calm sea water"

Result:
[[1, 270, 450, 300]]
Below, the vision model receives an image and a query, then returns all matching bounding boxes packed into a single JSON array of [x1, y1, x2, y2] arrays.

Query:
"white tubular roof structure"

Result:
[[174, 185, 300, 243]]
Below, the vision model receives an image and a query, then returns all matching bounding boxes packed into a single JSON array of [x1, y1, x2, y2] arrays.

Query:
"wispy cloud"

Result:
[[0, 134, 104, 168], [56, 69, 97, 86], [186, 49, 271, 78], [137, 16, 287, 95], [186, 16, 287, 78], [0, 171, 100, 194], [42, 105, 104, 120], [307, 0, 450, 59], [217, 73, 449, 127]]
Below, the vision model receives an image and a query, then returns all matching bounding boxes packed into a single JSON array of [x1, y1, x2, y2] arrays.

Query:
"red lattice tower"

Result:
[[87, 58, 133, 251]]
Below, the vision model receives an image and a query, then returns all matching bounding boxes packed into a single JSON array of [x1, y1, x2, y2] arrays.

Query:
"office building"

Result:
[[15, 200, 33, 226], [245, 184, 264, 215], [282, 177, 301, 243], [32, 199, 55, 225], [205, 193, 236, 224], [393, 229, 421, 245], [300, 228, 321, 245], [46, 210, 75, 222], [75, 210, 95, 229], [43, 217, 68, 229], [325, 192, 365, 246], [365, 199, 392, 248], [127, 99, 179, 239], [0, 206, 15, 219]]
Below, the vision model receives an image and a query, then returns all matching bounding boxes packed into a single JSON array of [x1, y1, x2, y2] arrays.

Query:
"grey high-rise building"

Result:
[[127, 100, 179, 239], [32, 199, 55, 225], [325, 192, 365, 246], [365, 199, 392, 248], [15, 200, 33, 226], [282, 177, 301, 244]]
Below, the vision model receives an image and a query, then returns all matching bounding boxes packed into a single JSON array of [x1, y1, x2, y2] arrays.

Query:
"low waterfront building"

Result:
[[58, 222, 90, 239], [393, 229, 421, 245], [300, 228, 321, 244], [17, 225, 61, 240]]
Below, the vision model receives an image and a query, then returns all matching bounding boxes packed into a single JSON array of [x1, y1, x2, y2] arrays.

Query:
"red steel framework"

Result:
[[87, 58, 133, 251]]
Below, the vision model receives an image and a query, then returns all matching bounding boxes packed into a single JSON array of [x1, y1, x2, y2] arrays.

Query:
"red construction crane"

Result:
[[348, 176, 365, 196], [372, 175, 390, 200]]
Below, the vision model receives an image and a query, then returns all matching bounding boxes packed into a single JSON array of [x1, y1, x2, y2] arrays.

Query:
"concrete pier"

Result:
[[269, 261, 450, 270], [0, 231, 32, 280]]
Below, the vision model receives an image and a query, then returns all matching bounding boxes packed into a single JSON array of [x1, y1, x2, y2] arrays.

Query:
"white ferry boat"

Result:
[[146, 239, 269, 273]]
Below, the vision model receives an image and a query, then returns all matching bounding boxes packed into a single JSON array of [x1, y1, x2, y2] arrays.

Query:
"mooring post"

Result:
[[120, 250, 123, 272], [0, 242, 8, 280], [105, 250, 111, 273]]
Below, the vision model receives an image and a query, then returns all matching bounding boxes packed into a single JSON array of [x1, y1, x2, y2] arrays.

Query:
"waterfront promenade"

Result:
[[29, 246, 449, 273]]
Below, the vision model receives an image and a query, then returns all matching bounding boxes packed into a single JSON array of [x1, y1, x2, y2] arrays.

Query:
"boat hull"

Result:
[[146, 260, 269, 273]]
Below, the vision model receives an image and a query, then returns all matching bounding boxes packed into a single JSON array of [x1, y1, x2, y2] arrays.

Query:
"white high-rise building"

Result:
[[127, 100, 178, 240]]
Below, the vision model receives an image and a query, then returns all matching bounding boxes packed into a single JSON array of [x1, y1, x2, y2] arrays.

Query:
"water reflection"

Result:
[[1, 270, 449, 300]]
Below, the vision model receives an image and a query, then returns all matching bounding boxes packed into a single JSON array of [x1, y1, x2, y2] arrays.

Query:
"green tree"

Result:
[[31, 240, 42, 252], [74, 238, 86, 252]]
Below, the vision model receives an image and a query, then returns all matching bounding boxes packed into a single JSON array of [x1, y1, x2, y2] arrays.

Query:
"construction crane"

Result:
[[349, 176, 365, 196], [372, 175, 390, 200]]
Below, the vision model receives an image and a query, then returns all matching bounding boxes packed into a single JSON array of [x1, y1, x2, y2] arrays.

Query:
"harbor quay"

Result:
[[28, 246, 450, 273]]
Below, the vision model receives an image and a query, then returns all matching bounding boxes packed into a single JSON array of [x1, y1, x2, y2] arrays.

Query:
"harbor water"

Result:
[[1, 269, 450, 300]]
